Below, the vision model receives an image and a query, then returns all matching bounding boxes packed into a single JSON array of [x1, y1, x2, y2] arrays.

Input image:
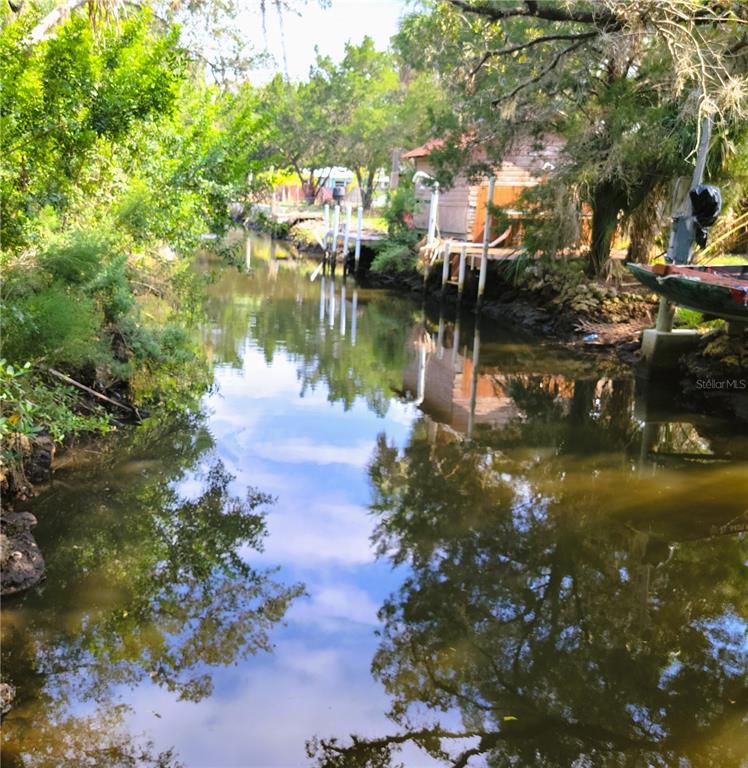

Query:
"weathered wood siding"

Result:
[[411, 134, 565, 242]]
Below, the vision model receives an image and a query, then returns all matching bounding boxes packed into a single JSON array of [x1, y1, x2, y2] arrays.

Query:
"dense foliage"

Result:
[[0, 3, 268, 454]]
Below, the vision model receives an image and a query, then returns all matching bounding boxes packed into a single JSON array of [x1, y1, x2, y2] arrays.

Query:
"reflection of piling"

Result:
[[467, 321, 481, 437], [351, 288, 358, 346], [319, 276, 326, 323], [328, 277, 335, 328], [638, 421, 658, 476], [437, 312, 445, 359], [452, 315, 461, 369], [477, 176, 495, 311], [415, 343, 427, 406], [340, 282, 346, 335]]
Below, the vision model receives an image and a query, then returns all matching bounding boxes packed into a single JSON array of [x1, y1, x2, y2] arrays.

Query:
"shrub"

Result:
[[2, 285, 103, 368], [370, 241, 417, 275], [40, 229, 112, 284]]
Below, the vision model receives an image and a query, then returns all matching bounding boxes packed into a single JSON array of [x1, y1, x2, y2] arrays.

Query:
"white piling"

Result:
[[354, 206, 363, 270], [351, 289, 358, 346], [457, 244, 467, 303], [245, 237, 251, 271], [437, 313, 445, 359], [441, 241, 451, 291], [426, 182, 440, 245], [477, 177, 495, 309], [332, 204, 341, 258], [323, 203, 330, 232]]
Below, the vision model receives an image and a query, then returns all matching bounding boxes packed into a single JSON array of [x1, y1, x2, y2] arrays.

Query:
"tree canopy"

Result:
[[394, 0, 748, 272]]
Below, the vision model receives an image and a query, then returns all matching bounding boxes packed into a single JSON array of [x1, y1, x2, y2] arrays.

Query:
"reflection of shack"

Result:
[[403, 326, 521, 432]]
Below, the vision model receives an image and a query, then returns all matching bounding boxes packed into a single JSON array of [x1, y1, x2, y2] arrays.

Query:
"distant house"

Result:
[[402, 135, 564, 243], [274, 167, 390, 206]]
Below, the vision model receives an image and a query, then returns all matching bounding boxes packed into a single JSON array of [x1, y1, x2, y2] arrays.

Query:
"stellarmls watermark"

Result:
[[694, 378, 747, 390]]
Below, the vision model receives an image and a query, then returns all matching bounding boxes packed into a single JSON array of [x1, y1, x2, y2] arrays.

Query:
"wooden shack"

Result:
[[403, 135, 564, 243]]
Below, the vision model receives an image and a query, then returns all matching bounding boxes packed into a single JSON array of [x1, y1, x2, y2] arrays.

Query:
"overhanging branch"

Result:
[[492, 37, 590, 105], [447, 0, 621, 30], [471, 31, 598, 76]]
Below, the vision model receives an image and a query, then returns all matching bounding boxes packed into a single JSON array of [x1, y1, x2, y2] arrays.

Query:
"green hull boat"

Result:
[[627, 262, 748, 323]]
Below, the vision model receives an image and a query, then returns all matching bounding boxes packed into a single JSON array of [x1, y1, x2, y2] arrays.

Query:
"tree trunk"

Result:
[[589, 181, 623, 276], [363, 170, 375, 211], [354, 167, 365, 208]]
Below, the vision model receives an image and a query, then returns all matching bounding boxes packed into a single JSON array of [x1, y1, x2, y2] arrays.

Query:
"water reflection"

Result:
[[1, 414, 302, 765], [3, 234, 745, 767], [310, 308, 748, 767], [200, 241, 416, 417]]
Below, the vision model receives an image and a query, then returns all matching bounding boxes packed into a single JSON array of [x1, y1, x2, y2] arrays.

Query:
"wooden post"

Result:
[[354, 206, 363, 271], [655, 297, 675, 332], [332, 204, 341, 259], [477, 176, 495, 311], [457, 244, 467, 305], [427, 182, 440, 244], [351, 288, 358, 346], [440, 241, 451, 296]]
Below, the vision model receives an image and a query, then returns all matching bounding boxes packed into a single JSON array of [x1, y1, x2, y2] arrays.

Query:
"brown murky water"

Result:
[[2, 234, 747, 767]]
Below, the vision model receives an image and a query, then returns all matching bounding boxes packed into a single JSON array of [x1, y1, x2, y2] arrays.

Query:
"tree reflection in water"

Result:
[[1, 414, 303, 766], [309, 377, 748, 768]]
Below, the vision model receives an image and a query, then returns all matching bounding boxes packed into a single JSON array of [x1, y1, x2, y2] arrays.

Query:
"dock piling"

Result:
[[354, 206, 363, 272], [441, 241, 451, 296], [457, 245, 467, 305], [332, 204, 341, 259], [426, 182, 440, 244], [477, 176, 495, 311]]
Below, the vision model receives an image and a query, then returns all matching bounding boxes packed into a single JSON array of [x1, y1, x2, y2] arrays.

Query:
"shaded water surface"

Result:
[[2, 234, 747, 767]]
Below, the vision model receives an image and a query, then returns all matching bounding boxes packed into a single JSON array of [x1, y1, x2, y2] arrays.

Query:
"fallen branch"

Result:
[[44, 367, 140, 419]]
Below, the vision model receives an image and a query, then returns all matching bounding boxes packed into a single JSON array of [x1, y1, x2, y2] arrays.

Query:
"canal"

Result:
[[2, 233, 746, 767]]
